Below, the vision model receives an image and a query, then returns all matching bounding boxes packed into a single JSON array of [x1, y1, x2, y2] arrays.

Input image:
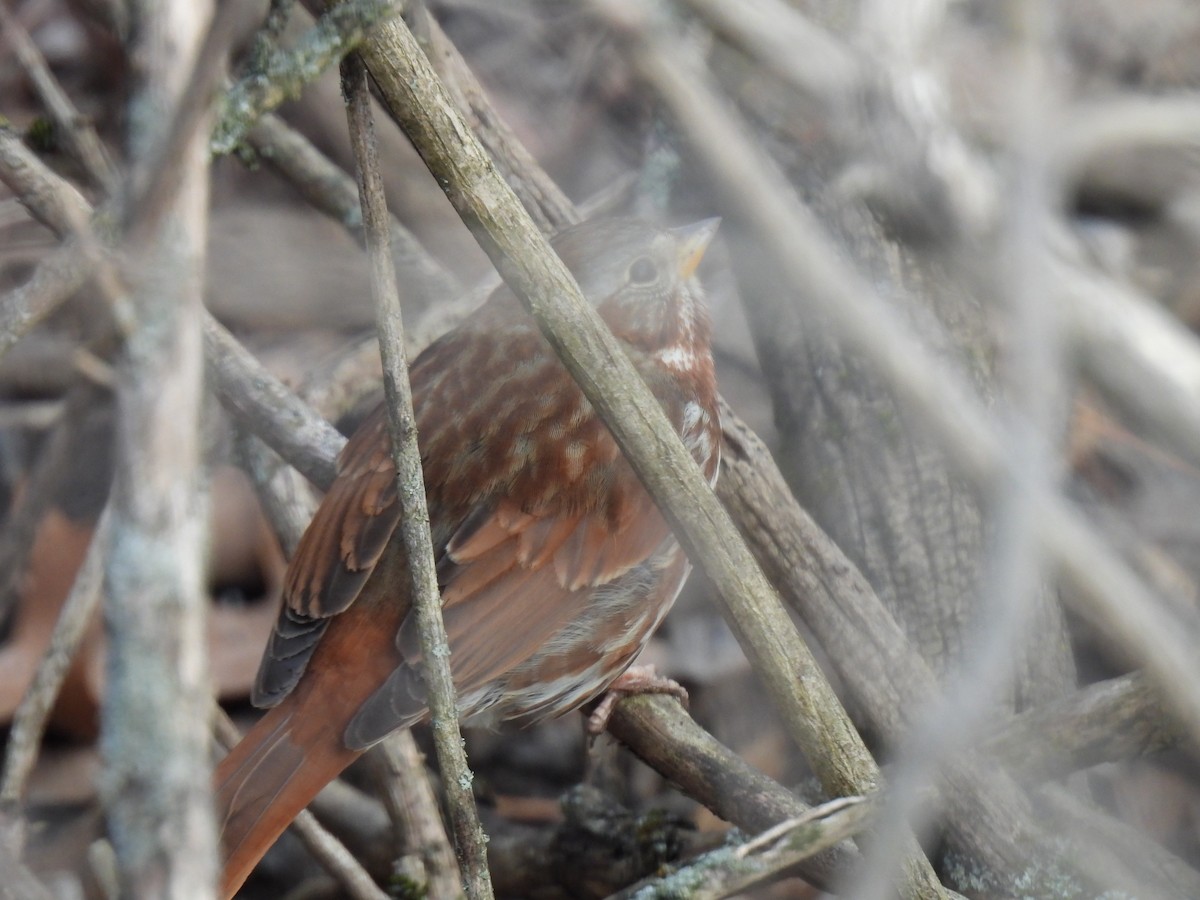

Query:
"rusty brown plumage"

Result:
[[215, 217, 721, 897]]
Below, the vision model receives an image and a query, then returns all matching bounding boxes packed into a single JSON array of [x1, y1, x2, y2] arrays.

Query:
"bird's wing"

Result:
[[252, 405, 406, 707], [342, 465, 673, 748], [254, 318, 678, 719]]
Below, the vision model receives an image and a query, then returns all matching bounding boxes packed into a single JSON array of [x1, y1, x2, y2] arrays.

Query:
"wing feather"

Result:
[[255, 293, 698, 726], [393, 484, 671, 704]]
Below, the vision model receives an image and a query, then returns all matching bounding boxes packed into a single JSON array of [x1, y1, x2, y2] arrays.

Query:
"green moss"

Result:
[[386, 873, 429, 900], [25, 117, 57, 153]]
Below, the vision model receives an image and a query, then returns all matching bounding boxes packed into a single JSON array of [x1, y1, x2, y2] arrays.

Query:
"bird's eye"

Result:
[[627, 256, 659, 285]]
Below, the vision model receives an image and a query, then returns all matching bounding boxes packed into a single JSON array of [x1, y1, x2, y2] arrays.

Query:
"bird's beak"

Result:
[[671, 218, 721, 279]]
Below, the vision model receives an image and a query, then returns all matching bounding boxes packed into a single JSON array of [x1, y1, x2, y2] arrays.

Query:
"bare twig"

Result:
[[0, 125, 94, 234], [613, 797, 875, 900], [233, 429, 318, 556], [606, 694, 857, 890], [342, 51, 492, 898], [0, 4, 118, 191], [417, 15, 577, 232], [289, 812, 392, 900], [368, 733, 462, 900], [0, 239, 93, 360], [0, 505, 110, 847], [1055, 96, 1200, 178], [1060, 257, 1200, 473], [677, 0, 859, 105], [203, 315, 343, 490], [245, 113, 462, 308]]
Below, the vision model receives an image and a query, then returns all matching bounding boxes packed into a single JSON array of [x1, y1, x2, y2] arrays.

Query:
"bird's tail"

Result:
[[214, 692, 364, 899], [215, 577, 410, 898]]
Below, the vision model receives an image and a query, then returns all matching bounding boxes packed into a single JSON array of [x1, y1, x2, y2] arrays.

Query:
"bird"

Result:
[[214, 217, 722, 897]]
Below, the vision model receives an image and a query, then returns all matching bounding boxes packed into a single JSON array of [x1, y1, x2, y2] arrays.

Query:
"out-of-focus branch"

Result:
[[716, 397, 1057, 880], [677, 0, 858, 104], [1059, 255, 1200, 473], [98, 0, 218, 892], [245, 113, 462, 308], [1036, 784, 1200, 898], [983, 673, 1183, 783], [204, 315, 343, 490], [592, 0, 1200, 757], [0, 126, 94, 235], [0, 503, 109, 854], [0, 5, 117, 191]]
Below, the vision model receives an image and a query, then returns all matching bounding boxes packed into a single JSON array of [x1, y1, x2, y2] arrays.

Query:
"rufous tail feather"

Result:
[[214, 597, 404, 898], [214, 695, 364, 899]]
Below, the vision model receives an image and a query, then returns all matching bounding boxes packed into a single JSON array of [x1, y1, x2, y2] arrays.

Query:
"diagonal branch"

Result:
[[341, 8, 948, 899]]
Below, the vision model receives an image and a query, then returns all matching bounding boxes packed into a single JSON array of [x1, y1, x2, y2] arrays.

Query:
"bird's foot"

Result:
[[586, 665, 689, 735]]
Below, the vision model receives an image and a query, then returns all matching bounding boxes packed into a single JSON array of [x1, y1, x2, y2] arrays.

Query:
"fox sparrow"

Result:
[[215, 217, 721, 897]]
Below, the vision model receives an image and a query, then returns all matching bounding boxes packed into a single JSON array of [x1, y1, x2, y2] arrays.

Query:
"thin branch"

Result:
[[244, 113, 462, 308], [233, 429, 317, 556], [1060, 258, 1200, 473], [416, 14, 578, 232], [0, 505, 110, 844], [0, 125, 94, 234], [0, 126, 131, 340], [605, 694, 857, 890], [367, 733, 463, 900], [342, 51, 492, 899], [677, 0, 859, 106], [0, 240, 93, 359], [0, 4, 118, 191], [289, 812, 392, 900], [203, 314, 343, 490], [1055, 96, 1200, 179], [613, 798, 875, 900], [0, 2, 258, 337]]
